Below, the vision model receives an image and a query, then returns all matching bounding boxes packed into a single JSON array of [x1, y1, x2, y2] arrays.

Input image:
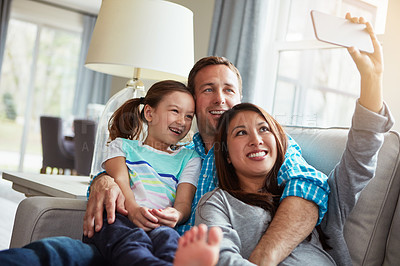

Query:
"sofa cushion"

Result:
[[383, 165, 400, 266]]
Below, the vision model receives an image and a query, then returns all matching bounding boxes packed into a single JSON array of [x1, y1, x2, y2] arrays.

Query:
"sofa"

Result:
[[9, 126, 400, 265]]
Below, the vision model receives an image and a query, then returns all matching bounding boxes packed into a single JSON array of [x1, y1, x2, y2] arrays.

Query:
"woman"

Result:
[[195, 14, 394, 265]]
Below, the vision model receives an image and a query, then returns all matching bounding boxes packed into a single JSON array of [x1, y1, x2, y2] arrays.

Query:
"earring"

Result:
[[227, 154, 231, 164]]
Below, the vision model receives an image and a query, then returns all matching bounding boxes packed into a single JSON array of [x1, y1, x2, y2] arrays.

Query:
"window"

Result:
[[0, 0, 82, 172], [254, 0, 388, 127]]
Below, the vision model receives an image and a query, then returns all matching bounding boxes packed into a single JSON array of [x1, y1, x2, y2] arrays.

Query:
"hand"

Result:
[[346, 13, 384, 113], [346, 13, 383, 78], [150, 207, 182, 228], [83, 174, 128, 238], [126, 204, 160, 231]]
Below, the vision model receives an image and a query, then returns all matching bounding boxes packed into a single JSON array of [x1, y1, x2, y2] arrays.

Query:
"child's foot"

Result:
[[174, 224, 222, 266]]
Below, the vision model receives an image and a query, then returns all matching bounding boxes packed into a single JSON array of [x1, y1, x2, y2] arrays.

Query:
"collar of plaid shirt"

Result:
[[175, 132, 218, 235]]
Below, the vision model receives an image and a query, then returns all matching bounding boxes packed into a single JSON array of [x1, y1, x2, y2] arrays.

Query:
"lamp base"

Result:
[[90, 84, 145, 177]]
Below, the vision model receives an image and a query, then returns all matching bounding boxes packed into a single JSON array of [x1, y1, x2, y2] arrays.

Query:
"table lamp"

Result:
[[85, 0, 194, 176]]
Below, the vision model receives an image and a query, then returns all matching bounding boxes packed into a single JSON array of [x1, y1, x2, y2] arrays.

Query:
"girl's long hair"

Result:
[[214, 103, 288, 217], [108, 80, 192, 141]]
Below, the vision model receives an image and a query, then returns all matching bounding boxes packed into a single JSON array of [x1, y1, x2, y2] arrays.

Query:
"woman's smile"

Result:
[[247, 150, 268, 160], [226, 111, 277, 192]]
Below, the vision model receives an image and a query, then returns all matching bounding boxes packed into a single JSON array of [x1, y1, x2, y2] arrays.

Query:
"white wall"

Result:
[[168, 0, 215, 61], [383, 0, 400, 132]]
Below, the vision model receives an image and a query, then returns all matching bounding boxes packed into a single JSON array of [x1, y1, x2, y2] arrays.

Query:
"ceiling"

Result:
[[40, 0, 102, 15]]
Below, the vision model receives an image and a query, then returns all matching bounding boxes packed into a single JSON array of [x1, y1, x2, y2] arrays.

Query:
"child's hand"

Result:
[[127, 205, 160, 231], [150, 207, 182, 228]]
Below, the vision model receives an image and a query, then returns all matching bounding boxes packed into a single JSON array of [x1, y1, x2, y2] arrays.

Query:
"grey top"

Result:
[[322, 102, 394, 265], [195, 101, 394, 266]]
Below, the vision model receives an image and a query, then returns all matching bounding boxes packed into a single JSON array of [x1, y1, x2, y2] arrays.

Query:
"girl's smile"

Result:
[[144, 91, 195, 152]]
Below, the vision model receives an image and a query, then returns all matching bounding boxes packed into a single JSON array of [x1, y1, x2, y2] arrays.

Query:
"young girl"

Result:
[[195, 15, 394, 266], [85, 80, 205, 265]]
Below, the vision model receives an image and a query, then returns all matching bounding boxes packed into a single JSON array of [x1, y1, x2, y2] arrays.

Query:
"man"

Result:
[[84, 56, 329, 265]]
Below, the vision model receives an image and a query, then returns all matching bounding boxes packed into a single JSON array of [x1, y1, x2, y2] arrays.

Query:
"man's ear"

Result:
[[143, 104, 153, 123]]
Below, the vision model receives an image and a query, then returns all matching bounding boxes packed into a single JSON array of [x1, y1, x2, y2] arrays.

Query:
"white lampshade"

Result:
[[85, 0, 194, 81], [86, 0, 194, 177]]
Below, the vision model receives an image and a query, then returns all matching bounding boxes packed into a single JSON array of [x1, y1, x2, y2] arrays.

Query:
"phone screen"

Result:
[[311, 10, 373, 53]]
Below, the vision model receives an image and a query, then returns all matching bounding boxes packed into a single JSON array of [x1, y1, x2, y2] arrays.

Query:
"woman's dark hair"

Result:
[[214, 103, 288, 217], [108, 80, 192, 141], [213, 102, 331, 250]]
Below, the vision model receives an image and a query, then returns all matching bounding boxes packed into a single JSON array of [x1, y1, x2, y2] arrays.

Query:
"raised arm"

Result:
[[321, 14, 394, 264], [249, 14, 387, 266]]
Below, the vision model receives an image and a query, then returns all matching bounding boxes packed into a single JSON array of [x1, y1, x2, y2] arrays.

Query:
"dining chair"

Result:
[[40, 116, 75, 174], [73, 119, 97, 176]]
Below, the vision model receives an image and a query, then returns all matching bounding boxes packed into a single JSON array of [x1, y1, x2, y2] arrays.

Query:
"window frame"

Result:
[[253, 0, 387, 127], [0, 0, 84, 172]]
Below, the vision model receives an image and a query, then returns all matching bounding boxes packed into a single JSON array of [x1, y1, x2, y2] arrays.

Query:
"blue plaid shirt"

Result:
[[175, 132, 330, 235]]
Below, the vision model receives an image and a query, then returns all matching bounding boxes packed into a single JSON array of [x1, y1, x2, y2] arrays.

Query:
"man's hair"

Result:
[[187, 56, 242, 95]]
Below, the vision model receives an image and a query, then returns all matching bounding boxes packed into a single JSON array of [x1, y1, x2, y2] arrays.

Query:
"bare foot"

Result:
[[174, 224, 222, 266]]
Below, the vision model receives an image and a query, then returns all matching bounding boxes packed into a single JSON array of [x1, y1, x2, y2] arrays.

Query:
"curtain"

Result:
[[0, 0, 12, 75], [72, 15, 112, 118], [208, 0, 266, 103]]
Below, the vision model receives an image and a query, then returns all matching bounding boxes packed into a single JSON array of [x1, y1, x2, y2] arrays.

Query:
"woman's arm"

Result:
[[330, 13, 388, 219]]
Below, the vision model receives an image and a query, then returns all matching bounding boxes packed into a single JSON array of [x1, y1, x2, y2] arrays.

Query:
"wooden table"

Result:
[[2, 171, 89, 200]]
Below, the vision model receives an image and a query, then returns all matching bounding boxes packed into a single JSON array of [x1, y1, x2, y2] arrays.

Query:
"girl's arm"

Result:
[[174, 182, 196, 223], [104, 157, 159, 231]]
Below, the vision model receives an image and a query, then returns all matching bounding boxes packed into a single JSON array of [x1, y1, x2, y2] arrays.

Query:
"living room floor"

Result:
[[0, 176, 25, 250]]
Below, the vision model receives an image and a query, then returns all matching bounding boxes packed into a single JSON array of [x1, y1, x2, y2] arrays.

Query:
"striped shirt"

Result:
[[105, 138, 201, 209]]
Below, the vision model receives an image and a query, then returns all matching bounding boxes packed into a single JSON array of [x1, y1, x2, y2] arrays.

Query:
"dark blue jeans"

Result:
[[83, 212, 179, 266], [0, 236, 104, 266]]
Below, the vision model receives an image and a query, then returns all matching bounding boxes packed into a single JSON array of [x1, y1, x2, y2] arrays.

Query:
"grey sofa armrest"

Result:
[[10, 196, 87, 248]]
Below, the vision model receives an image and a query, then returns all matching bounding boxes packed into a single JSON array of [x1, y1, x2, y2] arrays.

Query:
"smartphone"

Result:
[[310, 10, 374, 53]]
